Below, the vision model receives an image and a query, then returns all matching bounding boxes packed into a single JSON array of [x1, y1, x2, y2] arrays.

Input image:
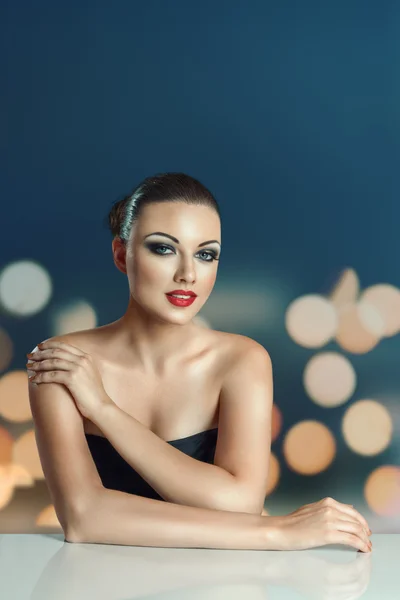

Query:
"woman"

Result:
[[27, 172, 372, 552]]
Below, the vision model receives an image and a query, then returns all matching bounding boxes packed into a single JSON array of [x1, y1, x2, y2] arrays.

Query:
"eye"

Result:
[[152, 244, 173, 255], [198, 250, 219, 262], [147, 244, 219, 262]]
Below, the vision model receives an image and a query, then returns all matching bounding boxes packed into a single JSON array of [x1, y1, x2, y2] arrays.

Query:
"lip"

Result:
[[165, 292, 197, 307], [166, 289, 197, 297]]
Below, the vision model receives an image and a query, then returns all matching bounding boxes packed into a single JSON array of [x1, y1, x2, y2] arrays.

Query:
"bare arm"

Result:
[[91, 338, 273, 514], [70, 486, 277, 549], [92, 402, 241, 511]]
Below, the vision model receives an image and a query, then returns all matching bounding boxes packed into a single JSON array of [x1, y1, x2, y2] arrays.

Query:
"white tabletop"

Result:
[[0, 533, 398, 599]]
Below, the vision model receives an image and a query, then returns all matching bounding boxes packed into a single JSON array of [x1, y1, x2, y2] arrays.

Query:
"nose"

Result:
[[174, 257, 196, 284]]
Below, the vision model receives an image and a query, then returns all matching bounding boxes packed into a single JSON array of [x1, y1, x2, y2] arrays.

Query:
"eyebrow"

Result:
[[143, 232, 221, 248]]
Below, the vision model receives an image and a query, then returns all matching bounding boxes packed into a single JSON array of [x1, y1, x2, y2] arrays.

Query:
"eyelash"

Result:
[[147, 244, 219, 262]]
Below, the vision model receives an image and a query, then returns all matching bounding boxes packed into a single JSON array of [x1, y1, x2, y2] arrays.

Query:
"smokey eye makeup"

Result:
[[145, 242, 220, 262]]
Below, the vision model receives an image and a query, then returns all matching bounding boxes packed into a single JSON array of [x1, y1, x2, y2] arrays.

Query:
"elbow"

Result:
[[64, 531, 80, 543], [64, 506, 90, 543], [63, 484, 108, 543], [63, 493, 100, 544], [63, 507, 86, 543]]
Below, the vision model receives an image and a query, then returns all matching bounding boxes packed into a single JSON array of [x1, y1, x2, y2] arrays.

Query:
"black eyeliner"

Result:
[[145, 242, 219, 261]]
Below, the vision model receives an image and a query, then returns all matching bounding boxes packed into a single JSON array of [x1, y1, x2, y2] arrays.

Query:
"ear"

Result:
[[112, 238, 128, 275]]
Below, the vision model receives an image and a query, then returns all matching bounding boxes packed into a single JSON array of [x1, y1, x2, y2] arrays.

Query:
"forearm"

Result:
[[69, 485, 276, 549], [92, 400, 250, 512]]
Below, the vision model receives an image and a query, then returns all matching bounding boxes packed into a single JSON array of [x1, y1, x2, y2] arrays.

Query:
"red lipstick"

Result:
[[165, 289, 197, 307]]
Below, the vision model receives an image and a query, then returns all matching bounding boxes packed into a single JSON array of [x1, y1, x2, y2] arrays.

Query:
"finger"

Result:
[[28, 370, 69, 384], [327, 529, 371, 553], [27, 357, 75, 372], [26, 348, 68, 364], [334, 517, 370, 547], [35, 340, 86, 357], [320, 498, 370, 534], [27, 349, 79, 363], [334, 502, 370, 534]]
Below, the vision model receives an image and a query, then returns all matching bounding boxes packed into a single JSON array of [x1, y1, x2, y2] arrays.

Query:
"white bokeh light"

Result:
[[51, 300, 97, 335], [335, 300, 385, 354], [285, 295, 338, 348], [304, 352, 357, 408], [0, 260, 52, 316], [342, 399, 393, 456], [361, 284, 400, 337]]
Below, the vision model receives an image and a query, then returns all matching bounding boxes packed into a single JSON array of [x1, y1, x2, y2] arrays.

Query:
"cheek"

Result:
[[133, 255, 170, 286], [206, 273, 217, 288]]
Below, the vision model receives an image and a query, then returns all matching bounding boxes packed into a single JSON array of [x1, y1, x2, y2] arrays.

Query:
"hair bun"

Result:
[[107, 197, 128, 238]]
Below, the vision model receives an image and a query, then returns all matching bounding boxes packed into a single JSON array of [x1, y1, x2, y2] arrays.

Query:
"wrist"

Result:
[[261, 515, 285, 550], [91, 395, 118, 428]]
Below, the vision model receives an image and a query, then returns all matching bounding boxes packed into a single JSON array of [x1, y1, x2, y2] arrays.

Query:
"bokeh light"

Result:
[[283, 420, 336, 475], [0, 463, 34, 511], [328, 268, 360, 309], [0, 466, 14, 509], [51, 299, 97, 335], [3, 463, 34, 487], [342, 399, 393, 456], [271, 404, 283, 442], [0, 371, 33, 422], [0, 426, 14, 465], [0, 328, 13, 373], [0, 260, 53, 317], [335, 300, 385, 354], [265, 451, 280, 496], [285, 295, 338, 348], [303, 352, 356, 408], [35, 504, 61, 528], [361, 284, 400, 337], [364, 465, 400, 516], [12, 429, 44, 480]]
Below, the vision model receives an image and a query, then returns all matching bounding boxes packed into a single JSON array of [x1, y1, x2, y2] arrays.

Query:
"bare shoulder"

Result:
[[211, 330, 272, 374], [37, 328, 104, 353], [35, 327, 271, 374]]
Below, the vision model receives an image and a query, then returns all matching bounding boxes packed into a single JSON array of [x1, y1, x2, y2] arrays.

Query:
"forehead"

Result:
[[136, 202, 221, 238]]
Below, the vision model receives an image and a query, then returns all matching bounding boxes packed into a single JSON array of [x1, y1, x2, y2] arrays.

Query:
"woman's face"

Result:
[[114, 202, 221, 323]]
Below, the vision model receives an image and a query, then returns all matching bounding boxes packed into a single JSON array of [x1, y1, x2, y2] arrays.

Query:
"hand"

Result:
[[266, 497, 372, 553], [26, 340, 112, 420]]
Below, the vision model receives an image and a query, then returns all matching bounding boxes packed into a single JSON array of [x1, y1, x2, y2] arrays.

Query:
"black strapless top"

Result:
[[85, 427, 218, 501]]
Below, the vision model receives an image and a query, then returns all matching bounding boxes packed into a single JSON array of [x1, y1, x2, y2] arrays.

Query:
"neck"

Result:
[[107, 294, 198, 375]]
